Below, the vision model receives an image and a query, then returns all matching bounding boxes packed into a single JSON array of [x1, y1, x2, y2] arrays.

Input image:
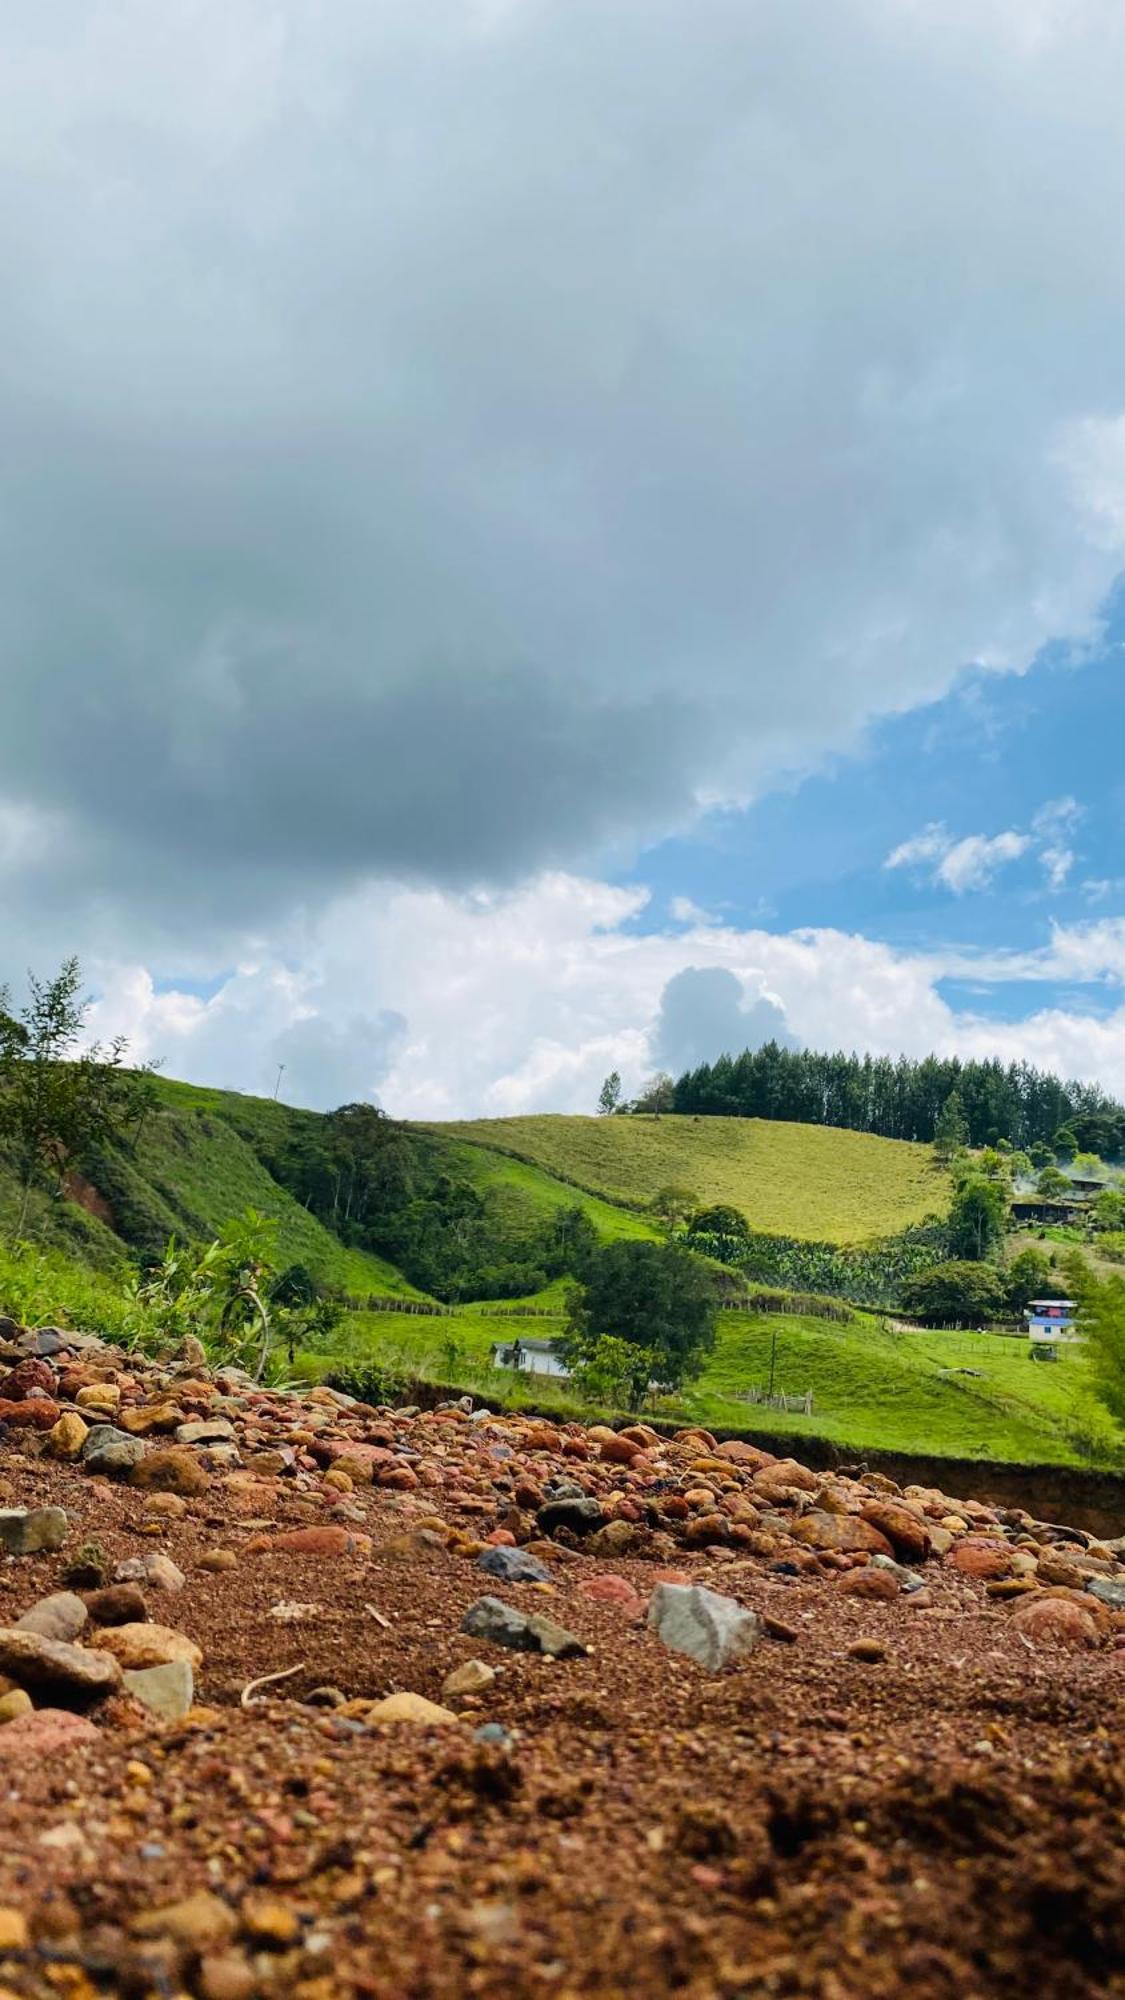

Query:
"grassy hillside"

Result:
[[431, 1114, 949, 1243]]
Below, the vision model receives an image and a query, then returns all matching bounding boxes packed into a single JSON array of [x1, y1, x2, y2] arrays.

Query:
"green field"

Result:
[[430, 1114, 949, 1243]]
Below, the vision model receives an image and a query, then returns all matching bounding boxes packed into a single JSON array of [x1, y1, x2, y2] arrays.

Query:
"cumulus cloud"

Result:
[[4, 0, 1125, 947], [651, 967, 799, 1075], [885, 798, 1083, 894]]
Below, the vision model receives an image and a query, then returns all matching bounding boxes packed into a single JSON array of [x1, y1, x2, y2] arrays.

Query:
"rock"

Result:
[[115, 1553, 186, 1593], [132, 1891, 237, 1948], [1036, 1549, 1088, 1589], [536, 1496, 605, 1538], [847, 1638, 887, 1663], [129, 1447, 209, 1495], [85, 1585, 149, 1626], [0, 1507, 68, 1555], [577, 1574, 646, 1617], [253, 1526, 371, 1557], [60, 1541, 111, 1589], [0, 1906, 28, 1949], [477, 1545, 550, 1584], [947, 1539, 1013, 1581], [868, 1553, 927, 1593], [646, 1583, 764, 1671], [239, 1895, 302, 1947], [75, 1381, 121, 1413], [0, 1708, 99, 1757], [197, 1549, 238, 1573], [0, 1689, 33, 1722], [91, 1623, 202, 1671], [1012, 1597, 1100, 1648], [987, 1576, 1040, 1600], [16, 1593, 88, 1643], [0, 1356, 56, 1400], [789, 1512, 894, 1556], [1087, 1577, 1125, 1612], [175, 1418, 236, 1446], [462, 1596, 587, 1658], [859, 1501, 931, 1563], [199, 1950, 257, 2000], [837, 1567, 899, 1602], [0, 1396, 60, 1429], [0, 1628, 122, 1702], [367, 1691, 461, 1725], [586, 1519, 640, 1558], [81, 1425, 146, 1477], [442, 1659, 497, 1699], [120, 1403, 185, 1436], [43, 1411, 89, 1460], [122, 1660, 195, 1720]]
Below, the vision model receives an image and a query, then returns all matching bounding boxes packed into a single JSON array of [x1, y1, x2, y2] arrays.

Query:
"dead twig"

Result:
[[240, 1661, 306, 1707]]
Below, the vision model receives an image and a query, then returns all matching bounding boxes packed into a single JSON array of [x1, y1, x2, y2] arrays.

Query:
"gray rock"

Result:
[[477, 1546, 550, 1584], [81, 1425, 146, 1477], [461, 1596, 587, 1659], [536, 1497, 605, 1538], [869, 1554, 927, 1594], [1087, 1576, 1125, 1612], [122, 1660, 194, 1720], [473, 1722, 514, 1747], [115, 1553, 185, 1593], [0, 1627, 122, 1701], [174, 1418, 236, 1446], [542, 1476, 586, 1500], [16, 1592, 88, 1643], [646, 1583, 764, 1671], [0, 1506, 69, 1556]]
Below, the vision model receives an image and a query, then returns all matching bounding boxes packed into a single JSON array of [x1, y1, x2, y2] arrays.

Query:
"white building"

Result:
[[489, 1335, 571, 1380]]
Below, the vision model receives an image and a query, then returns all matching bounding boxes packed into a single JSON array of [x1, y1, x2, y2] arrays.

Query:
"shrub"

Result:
[[900, 1261, 1006, 1327]]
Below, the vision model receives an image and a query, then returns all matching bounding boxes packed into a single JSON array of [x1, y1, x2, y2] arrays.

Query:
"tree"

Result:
[[685, 1204, 752, 1259], [1093, 1189, 1125, 1234], [1036, 1166, 1071, 1200], [1066, 1257, 1125, 1425], [1053, 1125, 1079, 1162], [947, 1175, 1007, 1260], [561, 1240, 718, 1409], [1004, 1247, 1060, 1312], [649, 1184, 698, 1233], [632, 1073, 675, 1116], [0, 958, 146, 1238], [900, 1261, 1006, 1327], [933, 1090, 969, 1162], [597, 1072, 622, 1116]]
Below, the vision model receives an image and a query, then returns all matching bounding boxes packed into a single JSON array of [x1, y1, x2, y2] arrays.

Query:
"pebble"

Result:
[[366, 1691, 460, 1725], [123, 1660, 195, 1720], [647, 1582, 764, 1671], [92, 1623, 203, 1670], [16, 1592, 88, 1642], [129, 1446, 210, 1495], [0, 1688, 33, 1723], [536, 1496, 605, 1538], [443, 1658, 498, 1697], [43, 1410, 89, 1459], [847, 1638, 888, 1663], [462, 1596, 587, 1658], [115, 1552, 186, 1593], [0, 1628, 122, 1701], [81, 1425, 146, 1477], [0, 1708, 99, 1757], [477, 1545, 551, 1583], [86, 1584, 149, 1625], [132, 1890, 238, 1948], [0, 1505, 69, 1555]]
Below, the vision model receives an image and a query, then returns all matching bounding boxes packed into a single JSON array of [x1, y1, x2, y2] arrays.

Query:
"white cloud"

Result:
[[884, 796, 1084, 894], [78, 871, 1125, 1117]]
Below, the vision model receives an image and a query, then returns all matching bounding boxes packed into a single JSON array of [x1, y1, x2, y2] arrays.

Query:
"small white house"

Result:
[[489, 1336, 571, 1380], [1025, 1299, 1081, 1358]]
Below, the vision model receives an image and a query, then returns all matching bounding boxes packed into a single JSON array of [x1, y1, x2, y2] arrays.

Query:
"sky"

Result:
[[3, 0, 1125, 1115]]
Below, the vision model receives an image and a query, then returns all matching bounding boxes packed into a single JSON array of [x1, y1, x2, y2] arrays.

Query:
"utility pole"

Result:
[[273, 1062, 285, 1101], [767, 1320, 778, 1400]]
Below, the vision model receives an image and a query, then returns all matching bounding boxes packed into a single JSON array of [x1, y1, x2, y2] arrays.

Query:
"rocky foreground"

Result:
[[0, 1323, 1122, 1998]]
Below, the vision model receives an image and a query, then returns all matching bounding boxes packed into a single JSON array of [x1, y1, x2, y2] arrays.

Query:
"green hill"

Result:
[[428, 1113, 950, 1243]]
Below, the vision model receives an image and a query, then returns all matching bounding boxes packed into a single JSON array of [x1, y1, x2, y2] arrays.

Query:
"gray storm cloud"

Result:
[[652, 967, 799, 1077], [3, 0, 1125, 966]]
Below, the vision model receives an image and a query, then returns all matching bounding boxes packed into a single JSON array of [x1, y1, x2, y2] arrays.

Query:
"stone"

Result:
[[129, 1447, 210, 1495], [1012, 1596, 1100, 1648], [76, 1381, 121, 1412], [0, 1356, 55, 1400], [477, 1545, 550, 1584], [81, 1425, 146, 1477], [197, 1549, 238, 1573], [536, 1496, 605, 1538], [947, 1538, 1013, 1581], [847, 1638, 887, 1663], [120, 1403, 184, 1436], [85, 1585, 149, 1626], [123, 1660, 195, 1720], [0, 1708, 99, 1757], [442, 1659, 497, 1699], [43, 1411, 89, 1460], [199, 1950, 257, 2000], [253, 1526, 371, 1557], [462, 1595, 587, 1658], [837, 1567, 899, 1602], [789, 1512, 894, 1556], [0, 1628, 122, 1702], [586, 1519, 640, 1558], [176, 1417, 236, 1445], [133, 1892, 237, 1949], [60, 1541, 111, 1589], [0, 1908, 28, 1950], [647, 1583, 763, 1671], [239, 1895, 302, 1947], [868, 1553, 927, 1593], [0, 1396, 60, 1429], [0, 1689, 33, 1722], [860, 1500, 931, 1564], [91, 1623, 202, 1671], [577, 1574, 646, 1617], [1087, 1577, 1125, 1613], [115, 1553, 185, 1593], [16, 1593, 88, 1643], [367, 1691, 460, 1725], [0, 1507, 68, 1556]]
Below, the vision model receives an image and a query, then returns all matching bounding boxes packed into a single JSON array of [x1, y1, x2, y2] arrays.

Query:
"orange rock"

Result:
[[946, 1538, 1012, 1581], [790, 1512, 894, 1556], [1011, 1597, 1100, 1648]]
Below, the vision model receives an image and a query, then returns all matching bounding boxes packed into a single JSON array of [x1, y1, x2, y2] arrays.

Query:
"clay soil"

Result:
[[0, 1413, 1124, 1996]]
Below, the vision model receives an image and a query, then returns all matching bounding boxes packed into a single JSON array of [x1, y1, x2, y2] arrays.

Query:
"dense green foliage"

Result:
[[900, 1260, 1006, 1327], [686, 1219, 952, 1307], [947, 1176, 1008, 1260], [561, 1239, 718, 1408], [670, 1043, 1125, 1154]]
